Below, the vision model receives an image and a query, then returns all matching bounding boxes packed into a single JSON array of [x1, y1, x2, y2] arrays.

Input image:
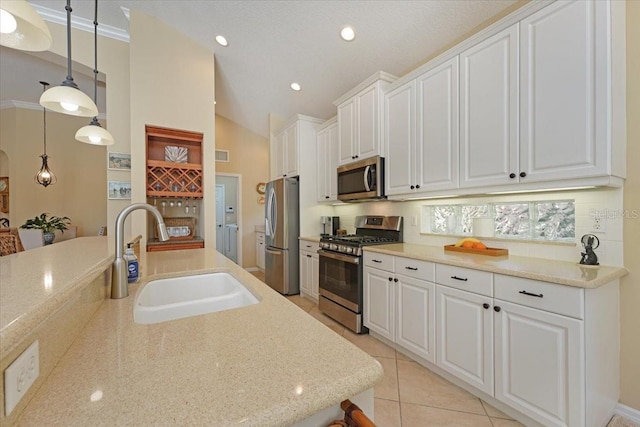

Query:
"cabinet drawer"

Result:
[[436, 264, 493, 297], [299, 239, 319, 253], [395, 257, 435, 281], [494, 275, 584, 319], [256, 232, 265, 243], [364, 252, 394, 271]]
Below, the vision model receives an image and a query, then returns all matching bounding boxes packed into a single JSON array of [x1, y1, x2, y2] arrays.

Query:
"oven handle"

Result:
[[318, 249, 360, 265]]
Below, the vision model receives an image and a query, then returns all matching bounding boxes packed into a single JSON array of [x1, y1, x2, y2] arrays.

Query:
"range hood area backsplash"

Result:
[[331, 186, 624, 267]]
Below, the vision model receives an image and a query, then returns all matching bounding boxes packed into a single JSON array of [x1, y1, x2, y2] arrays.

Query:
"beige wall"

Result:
[[129, 11, 215, 247], [215, 114, 270, 267], [0, 108, 106, 235], [621, 0, 640, 411]]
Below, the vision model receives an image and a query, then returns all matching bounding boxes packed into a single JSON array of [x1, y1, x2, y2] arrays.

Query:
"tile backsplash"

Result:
[[332, 187, 624, 266]]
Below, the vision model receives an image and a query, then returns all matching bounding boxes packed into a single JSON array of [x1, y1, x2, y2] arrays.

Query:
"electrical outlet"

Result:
[[411, 214, 418, 227], [4, 341, 39, 416], [591, 214, 607, 234]]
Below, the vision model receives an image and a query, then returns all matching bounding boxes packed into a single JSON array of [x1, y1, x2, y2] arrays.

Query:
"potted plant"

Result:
[[21, 213, 71, 245]]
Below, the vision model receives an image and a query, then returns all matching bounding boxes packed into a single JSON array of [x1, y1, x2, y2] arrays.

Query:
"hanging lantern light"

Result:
[[35, 81, 57, 188]]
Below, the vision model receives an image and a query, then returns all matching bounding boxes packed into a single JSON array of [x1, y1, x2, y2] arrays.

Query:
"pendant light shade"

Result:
[[75, 118, 114, 145], [35, 81, 57, 188], [75, 0, 114, 145], [0, 0, 52, 52], [39, 0, 98, 117]]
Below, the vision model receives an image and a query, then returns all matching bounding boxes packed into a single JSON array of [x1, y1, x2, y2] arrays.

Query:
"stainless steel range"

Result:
[[318, 215, 403, 333]]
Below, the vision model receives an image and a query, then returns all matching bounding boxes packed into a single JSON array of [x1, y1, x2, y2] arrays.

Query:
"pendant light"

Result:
[[0, 0, 52, 51], [39, 0, 98, 117], [75, 0, 114, 146], [35, 81, 57, 188]]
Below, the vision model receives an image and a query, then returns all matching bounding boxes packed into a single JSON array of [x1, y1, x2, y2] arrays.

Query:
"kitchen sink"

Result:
[[133, 272, 259, 324]]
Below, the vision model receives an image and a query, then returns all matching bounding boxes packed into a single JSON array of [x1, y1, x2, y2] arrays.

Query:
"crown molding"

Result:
[[32, 3, 130, 43], [0, 100, 107, 120]]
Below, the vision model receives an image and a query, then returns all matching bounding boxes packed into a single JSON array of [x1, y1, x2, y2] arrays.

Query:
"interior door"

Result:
[[215, 184, 225, 252]]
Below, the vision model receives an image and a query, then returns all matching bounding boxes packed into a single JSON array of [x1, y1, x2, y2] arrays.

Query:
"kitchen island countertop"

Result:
[[3, 238, 382, 426], [365, 243, 627, 288]]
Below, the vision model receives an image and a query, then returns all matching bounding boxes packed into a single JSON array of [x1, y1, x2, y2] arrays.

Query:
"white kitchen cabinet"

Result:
[[436, 285, 494, 395], [255, 231, 265, 270], [334, 72, 396, 166], [494, 299, 584, 427], [386, 57, 459, 196], [271, 115, 323, 180], [299, 239, 319, 302], [459, 24, 519, 189], [364, 253, 436, 362], [518, 0, 612, 183], [316, 118, 339, 202]]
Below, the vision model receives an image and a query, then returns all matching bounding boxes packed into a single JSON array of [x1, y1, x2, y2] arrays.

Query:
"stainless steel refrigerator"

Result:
[[265, 176, 300, 295]]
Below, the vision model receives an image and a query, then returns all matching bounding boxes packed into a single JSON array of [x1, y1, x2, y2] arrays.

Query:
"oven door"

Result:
[[318, 249, 362, 313]]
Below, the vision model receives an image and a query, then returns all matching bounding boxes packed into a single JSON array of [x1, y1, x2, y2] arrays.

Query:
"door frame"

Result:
[[215, 173, 243, 266]]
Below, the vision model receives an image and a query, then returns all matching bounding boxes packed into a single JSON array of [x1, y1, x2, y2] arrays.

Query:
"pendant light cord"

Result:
[[65, 0, 73, 84], [40, 81, 49, 154], [93, 0, 98, 104]]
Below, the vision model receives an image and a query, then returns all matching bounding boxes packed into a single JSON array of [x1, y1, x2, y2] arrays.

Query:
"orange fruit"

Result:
[[462, 241, 475, 248], [473, 242, 487, 250]]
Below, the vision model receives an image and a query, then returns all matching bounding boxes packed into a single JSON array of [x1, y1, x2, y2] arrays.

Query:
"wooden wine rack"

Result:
[[145, 125, 203, 199]]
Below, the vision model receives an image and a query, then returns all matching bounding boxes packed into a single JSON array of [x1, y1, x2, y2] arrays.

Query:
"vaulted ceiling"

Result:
[[17, 0, 519, 137]]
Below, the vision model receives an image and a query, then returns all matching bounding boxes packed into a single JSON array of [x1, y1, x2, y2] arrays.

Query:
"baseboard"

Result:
[[615, 403, 640, 423], [245, 267, 259, 272]]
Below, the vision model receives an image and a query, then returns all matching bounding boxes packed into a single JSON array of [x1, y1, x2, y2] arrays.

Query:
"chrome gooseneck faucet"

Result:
[[112, 203, 169, 299]]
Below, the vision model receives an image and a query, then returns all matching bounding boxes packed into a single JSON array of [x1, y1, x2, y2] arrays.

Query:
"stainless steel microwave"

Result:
[[337, 156, 385, 202]]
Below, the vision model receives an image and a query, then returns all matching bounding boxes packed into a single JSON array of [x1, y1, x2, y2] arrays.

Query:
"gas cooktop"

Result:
[[319, 215, 403, 256]]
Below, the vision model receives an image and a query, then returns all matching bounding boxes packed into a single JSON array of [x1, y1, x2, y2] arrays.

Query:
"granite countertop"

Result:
[[147, 236, 204, 245], [365, 243, 628, 289], [5, 241, 382, 426]]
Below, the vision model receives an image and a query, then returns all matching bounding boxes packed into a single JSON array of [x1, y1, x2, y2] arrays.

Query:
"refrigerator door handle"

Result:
[[267, 187, 277, 237], [266, 248, 282, 255]]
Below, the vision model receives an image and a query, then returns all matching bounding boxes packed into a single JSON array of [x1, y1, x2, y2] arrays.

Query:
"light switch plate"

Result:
[[4, 340, 39, 416]]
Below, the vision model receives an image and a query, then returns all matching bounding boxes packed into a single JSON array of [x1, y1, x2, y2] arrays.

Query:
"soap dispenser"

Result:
[[123, 244, 139, 283]]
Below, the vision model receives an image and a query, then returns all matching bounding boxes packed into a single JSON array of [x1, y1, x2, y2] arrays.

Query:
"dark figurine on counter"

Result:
[[579, 234, 600, 266]]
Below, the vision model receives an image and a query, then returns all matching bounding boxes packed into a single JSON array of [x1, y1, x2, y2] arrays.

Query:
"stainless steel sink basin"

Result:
[[133, 272, 259, 324]]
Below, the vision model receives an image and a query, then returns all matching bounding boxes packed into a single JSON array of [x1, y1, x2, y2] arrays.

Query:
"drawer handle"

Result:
[[405, 266, 418, 271], [451, 276, 468, 282], [372, 259, 382, 263], [306, 254, 312, 258], [306, 245, 312, 248], [519, 290, 544, 298]]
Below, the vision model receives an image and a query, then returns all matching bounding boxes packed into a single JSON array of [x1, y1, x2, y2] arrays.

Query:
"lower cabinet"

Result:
[[363, 253, 436, 363], [299, 239, 319, 302], [255, 232, 265, 270], [363, 251, 619, 427], [436, 285, 493, 395]]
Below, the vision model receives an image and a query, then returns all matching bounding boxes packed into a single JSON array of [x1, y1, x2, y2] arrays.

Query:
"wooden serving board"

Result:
[[444, 244, 508, 257]]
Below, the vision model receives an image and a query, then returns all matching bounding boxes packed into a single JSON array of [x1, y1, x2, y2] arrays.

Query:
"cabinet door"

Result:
[[494, 300, 584, 427], [338, 99, 356, 165], [364, 267, 395, 341], [310, 253, 320, 301], [396, 275, 436, 363], [299, 251, 312, 295], [257, 241, 265, 270], [520, 1, 608, 182], [436, 285, 493, 395], [316, 127, 329, 202], [284, 124, 298, 177], [416, 57, 459, 192], [327, 123, 339, 200], [272, 131, 286, 179], [385, 80, 416, 196], [356, 83, 379, 160], [460, 24, 519, 188]]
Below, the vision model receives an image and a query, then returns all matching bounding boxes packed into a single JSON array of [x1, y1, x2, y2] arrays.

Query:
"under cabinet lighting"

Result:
[[340, 26, 355, 41], [215, 35, 228, 47], [290, 82, 301, 91]]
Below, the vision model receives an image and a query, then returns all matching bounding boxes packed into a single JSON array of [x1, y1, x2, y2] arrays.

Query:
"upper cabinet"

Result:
[[271, 115, 323, 180], [459, 25, 518, 189], [316, 118, 339, 202], [334, 72, 397, 166], [146, 125, 203, 198], [384, 0, 625, 199], [386, 57, 459, 196]]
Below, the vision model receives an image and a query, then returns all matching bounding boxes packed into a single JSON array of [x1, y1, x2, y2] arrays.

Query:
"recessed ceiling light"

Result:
[[215, 35, 228, 47], [290, 82, 301, 91], [340, 26, 355, 41]]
